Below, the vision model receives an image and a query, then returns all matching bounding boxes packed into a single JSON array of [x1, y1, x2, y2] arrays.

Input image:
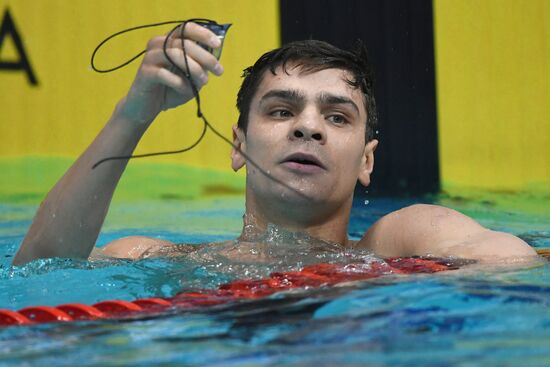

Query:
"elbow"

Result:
[[467, 230, 538, 262], [490, 231, 538, 258]]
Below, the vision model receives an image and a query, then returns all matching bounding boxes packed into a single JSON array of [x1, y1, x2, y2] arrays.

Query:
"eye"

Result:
[[269, 109, 293, 119], [327, 114, 348, 125]]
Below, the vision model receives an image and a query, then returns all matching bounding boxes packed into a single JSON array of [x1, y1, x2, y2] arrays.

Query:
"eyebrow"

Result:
[[259, 89, 306, 106], [317, 93, 360, 115]]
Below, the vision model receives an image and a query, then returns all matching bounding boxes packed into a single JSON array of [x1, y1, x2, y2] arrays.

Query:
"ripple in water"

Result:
[[170, 224, 384, 291]]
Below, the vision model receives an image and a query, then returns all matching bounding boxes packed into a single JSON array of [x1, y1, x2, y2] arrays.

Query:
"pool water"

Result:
[[0, 195, 549, 366]]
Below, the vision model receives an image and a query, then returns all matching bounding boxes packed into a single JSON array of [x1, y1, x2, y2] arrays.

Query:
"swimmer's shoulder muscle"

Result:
[[357, 204, 537, 262], [91, 236, 176, 260]]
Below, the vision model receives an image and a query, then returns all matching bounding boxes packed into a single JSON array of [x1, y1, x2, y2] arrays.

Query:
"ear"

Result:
[[358, 139, 378, 186], [231, 125, 247, 171]]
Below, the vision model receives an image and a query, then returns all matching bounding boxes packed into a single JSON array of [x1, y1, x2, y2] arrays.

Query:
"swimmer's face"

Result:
[[231, 65, 378, 218]]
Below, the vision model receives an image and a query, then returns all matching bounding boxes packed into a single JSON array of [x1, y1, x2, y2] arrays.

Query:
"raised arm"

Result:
[[359, 204, 538, 262], [13, 23, 224, 266]]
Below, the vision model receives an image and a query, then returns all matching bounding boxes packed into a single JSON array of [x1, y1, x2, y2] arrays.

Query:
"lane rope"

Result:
[[1, 258, 454, 326]]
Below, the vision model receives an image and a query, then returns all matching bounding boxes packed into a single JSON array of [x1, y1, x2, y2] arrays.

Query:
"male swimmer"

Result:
[[13, 22, 537, 266]]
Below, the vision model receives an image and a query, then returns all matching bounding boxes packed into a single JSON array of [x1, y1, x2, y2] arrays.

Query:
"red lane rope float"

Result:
[[0, 258, 453, 327], [132, 297, 173, 309], [0, 309, 32, 326], [57, 303, 106, 320], [93, 300, 144, 316], [18, 306, 73, 323]]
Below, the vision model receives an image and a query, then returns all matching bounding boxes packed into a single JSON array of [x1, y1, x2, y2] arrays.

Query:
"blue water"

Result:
[[1, 196, 549, 366]]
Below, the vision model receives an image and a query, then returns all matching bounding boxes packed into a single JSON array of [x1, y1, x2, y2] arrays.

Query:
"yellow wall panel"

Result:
[[0, 0, 280, 171], [434, 0, 550, 192]]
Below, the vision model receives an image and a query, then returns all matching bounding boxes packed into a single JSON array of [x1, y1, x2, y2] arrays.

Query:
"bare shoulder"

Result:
[[358, 204, 537, 262], [90, 236, 176, 260]]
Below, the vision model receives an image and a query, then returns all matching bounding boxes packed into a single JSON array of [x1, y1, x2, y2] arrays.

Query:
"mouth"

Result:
[[280, 152, 326, 173]]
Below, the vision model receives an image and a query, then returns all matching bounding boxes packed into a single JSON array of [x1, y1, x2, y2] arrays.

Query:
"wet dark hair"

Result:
[[236, 40, 378, 142]]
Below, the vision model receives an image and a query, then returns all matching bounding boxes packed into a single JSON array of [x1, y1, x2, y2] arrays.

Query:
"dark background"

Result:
[[280, 0, 439, 196]]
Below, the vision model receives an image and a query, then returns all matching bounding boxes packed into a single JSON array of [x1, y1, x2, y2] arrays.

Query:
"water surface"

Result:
[[1, 195, 549, 366]]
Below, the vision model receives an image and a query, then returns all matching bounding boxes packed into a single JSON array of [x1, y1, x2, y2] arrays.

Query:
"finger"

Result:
[[145, 45, 222, 78], [168, 39, 223, 76], [154, 57, 209, 93], [145, 35, 223, 76], [143, 48, 194, 76], [146, 36, 166, 51], [171, 22, 221, 49]]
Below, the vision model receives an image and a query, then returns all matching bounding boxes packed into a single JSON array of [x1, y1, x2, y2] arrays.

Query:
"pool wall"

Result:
[[434, 0, 550, 194], [0, 0, 548, 204], [0, 0, 276, 201]]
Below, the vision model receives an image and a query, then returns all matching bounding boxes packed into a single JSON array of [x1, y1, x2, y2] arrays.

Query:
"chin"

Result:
[[274, 184, 332, 205], [249, 174, 339, 204]]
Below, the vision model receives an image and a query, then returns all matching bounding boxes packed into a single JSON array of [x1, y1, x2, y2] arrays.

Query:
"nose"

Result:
[[289, 112, 326, 143]]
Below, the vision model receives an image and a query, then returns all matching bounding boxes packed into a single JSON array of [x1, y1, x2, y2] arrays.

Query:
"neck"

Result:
[[240, 190, 353, 245]]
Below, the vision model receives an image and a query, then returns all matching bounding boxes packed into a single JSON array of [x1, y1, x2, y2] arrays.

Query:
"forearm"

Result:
[[13, 100, 149, 265], [13, 23, 223, 265]]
